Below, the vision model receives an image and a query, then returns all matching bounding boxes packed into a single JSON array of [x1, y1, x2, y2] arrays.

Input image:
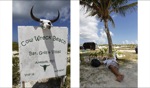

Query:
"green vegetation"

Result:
[[80, 44, 137, 65], [67, 43, 70, 53], [13, 57, 20, 86], [118, 52, 137, 67], [63, 65, 70, 88], [13, 42, 18, 51]]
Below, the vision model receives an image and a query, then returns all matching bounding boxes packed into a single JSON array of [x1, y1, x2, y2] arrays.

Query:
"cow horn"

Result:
[[50, 10, 60, 23], [30, 6, 41, 22]]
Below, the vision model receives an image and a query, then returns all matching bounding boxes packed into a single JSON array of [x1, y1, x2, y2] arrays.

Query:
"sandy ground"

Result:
[[80, 55, 137, 87], [118, 50, 135, 53], [80, 61, 137, 87]]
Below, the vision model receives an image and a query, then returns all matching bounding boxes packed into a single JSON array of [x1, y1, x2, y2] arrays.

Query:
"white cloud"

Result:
[[122, 41, 125, 44], [80, 6, 114, 44], [125, 40, 129, 44], [122, 40, 138, 44], [60, 7, 70, 22], [112, 14, 117, 18]]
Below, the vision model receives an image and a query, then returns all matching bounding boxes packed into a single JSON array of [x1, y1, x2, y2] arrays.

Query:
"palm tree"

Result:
[[80, 0, 137, 55]]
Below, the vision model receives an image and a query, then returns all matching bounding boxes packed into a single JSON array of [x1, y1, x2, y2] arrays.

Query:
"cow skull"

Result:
[[30, 6, 60, 29]]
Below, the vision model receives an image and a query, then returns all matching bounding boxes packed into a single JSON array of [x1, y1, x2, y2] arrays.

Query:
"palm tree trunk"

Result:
[[104, 20, 113, 54]]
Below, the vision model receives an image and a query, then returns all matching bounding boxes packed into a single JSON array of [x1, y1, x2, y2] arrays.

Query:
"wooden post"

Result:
[[22, 81, 25, 88], [60, 76, 63, 87]]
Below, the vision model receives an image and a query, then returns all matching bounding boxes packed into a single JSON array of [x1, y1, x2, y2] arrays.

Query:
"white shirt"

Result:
[[103, 53, 118, 68]]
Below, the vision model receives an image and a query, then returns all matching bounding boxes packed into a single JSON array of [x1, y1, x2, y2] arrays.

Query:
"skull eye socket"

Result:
[[48, 22, 51, 25], [40, 21, 44, 24]]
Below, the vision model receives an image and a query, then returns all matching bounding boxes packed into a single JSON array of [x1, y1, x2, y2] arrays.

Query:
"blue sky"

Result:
[[13, 0, 137, 45], [13, 0, 70, 43], [108, 12, 137, 44], [80, 1, 137, 45]]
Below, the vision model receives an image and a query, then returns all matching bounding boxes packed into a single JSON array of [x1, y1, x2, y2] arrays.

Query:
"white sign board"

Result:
[[18, 26, 68, 81]]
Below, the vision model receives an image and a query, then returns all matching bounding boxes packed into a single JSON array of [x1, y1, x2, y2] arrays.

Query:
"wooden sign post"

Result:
[[22, 81, 25, 88], [18, 26, 68, 87]]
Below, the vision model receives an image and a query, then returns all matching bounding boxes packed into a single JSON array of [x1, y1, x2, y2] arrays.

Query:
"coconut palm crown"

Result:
[[80, 0, 137, 54]]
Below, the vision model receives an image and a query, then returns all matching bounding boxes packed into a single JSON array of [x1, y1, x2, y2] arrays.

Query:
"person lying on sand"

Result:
[[101, 53, 124, 82]]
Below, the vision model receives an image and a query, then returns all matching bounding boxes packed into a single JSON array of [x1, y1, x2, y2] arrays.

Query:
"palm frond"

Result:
[[118, 2, 137, 16], [108, 15, 115, 28], [80, 0, 137, 28], [111, 2, 137, 16], [80, 0, 93, 13], [88, 10, 97, 16]]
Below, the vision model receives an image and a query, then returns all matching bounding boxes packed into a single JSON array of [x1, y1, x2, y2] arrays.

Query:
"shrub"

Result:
[[13, 42, 18, 51], [80, 53, 84, 63], [97, 49, 104, 57], [67, 47, 70, 53], [13, 57, 20, 86], [117, 51, 122, 55], [66, 65, 70, 76], [103, 48, 108, 53]]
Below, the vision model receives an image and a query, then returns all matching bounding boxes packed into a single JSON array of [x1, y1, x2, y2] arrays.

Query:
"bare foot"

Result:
[[116, 75, 124, 82]]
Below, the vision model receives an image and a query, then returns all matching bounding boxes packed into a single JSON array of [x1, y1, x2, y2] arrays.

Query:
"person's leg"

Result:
[[109, 65, 120, 76], [109, 65, 124, 82]]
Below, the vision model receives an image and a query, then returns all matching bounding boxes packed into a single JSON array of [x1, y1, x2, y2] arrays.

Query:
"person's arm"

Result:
[[113, 53, 118, 61], [113, 53, 117, 60], [101, 60, 107, 65], [100, 61, 104, 65]]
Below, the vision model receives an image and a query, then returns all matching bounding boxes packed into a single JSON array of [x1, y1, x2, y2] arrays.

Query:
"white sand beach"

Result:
[[80, 60, 137, 87]]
